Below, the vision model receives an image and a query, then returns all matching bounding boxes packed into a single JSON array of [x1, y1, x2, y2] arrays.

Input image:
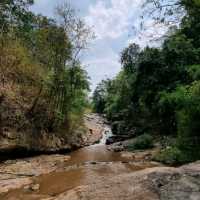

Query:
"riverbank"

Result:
[[0, 113, 107, 161], [0, 114, 199, 200], [0, 113, 111, 196]]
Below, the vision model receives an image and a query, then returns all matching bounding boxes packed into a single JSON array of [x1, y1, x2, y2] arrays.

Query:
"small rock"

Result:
[[113, 146, 124, 152], [63, 156, 71, 162], [121, 152, 135, 159], [24, 185, 30, 190], [31, 184, 40, 191]]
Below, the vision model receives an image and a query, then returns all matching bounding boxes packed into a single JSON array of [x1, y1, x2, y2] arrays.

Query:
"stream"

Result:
[[0, 118, 161, 200]]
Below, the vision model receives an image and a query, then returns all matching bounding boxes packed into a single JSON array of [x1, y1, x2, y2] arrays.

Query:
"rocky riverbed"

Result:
[[0, 114, 200, 200], [1, 154, 200, 200]]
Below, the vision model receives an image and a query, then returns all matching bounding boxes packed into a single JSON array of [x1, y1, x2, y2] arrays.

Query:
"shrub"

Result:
[[153, 145, 197, 165], [157, 81, 200, 164], [127, 134, 154, 151], [154, 146, 185, 165], [176, 81, 200, 161]]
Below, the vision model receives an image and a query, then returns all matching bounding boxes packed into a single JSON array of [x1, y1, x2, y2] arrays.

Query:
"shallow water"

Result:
[[1, 126, 159, 200], [65, 127, 128, 166]]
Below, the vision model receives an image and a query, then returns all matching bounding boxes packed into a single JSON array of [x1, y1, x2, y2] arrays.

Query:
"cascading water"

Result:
[[98, 126, 113, 145]]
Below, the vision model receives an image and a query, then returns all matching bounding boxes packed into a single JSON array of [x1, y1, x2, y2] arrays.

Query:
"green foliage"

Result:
[[163, 34, 200, 67], [176, 81, 200, 160], [0, 1, 90, 136], [121, 43, 140, 73], [154, 146, 186, 165], [93, 0, 200, 163], [127, 134, 154, 151], [188, 65, 200, 80], [155, 81, 200, 164], [0, 0, 35, 36], [93, 79, 111, 114]]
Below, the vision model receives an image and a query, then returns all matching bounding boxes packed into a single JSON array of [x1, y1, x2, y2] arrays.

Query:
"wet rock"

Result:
[[0, 178, 33, 193], [106, 135, 132, 145], [0, 154, 70, 194], [106, 137, 115, 145]]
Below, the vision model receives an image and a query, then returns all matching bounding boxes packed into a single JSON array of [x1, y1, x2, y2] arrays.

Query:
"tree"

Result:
[[0, 0, 34, 36], [142, 0, 200, 28], [121, 43, 140, 73], [92, 0, 200, 163], [56, 2, 95, 63], [55, 2, 94, 116], [0, 0, 91, 137]]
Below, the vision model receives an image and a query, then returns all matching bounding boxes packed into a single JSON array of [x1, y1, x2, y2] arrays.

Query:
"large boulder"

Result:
[[106, 135, 133, 145]]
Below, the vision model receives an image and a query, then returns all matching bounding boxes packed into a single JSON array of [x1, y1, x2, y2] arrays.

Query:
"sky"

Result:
[[31, 0, 161, 92]]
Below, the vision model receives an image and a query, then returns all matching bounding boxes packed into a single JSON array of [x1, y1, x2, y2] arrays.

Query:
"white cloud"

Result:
[[85, 0, 143, 40], [32, 0, 167, 92], [85, 59, 121, 92], [127, 18, 169, 48], [83, 40, 121, 92], [82, 0, 146, 92]]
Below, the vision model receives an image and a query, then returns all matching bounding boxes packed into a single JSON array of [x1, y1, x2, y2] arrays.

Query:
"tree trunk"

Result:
[[27, 85, 43, 116]]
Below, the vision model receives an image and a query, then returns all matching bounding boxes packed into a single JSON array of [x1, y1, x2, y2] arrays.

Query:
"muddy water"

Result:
[[65, 128, 125, 166], [1, 127, 159, 200]]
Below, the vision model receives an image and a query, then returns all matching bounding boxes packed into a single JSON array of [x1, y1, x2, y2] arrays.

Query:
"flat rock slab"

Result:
[[48, 162, 200, 200], [1, 160, 200, 200], [0, 154, 70, 194]]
